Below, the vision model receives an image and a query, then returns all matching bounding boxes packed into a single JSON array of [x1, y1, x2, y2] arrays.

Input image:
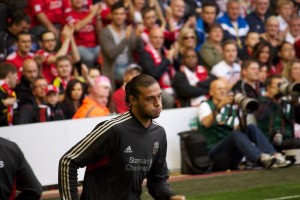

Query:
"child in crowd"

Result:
[[44, 85, 65, 121], [240, 32, 260, 60]]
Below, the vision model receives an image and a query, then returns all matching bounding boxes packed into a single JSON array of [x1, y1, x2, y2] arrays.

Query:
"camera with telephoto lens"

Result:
[[279, 82, 300, 96], [234, 93, 259, 113]]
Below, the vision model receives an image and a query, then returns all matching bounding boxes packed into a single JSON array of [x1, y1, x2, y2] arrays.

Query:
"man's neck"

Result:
[[244, 79, 256, 89], [17, 50, 27, 58], [131, 108, 151, 128], [255, 11, 265, 21], [225, 60, 234, 67], [111, 23, 124, 32]]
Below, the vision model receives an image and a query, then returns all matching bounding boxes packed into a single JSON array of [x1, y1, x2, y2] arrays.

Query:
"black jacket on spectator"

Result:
[[172, 71, 216, 107], [245, 12, 270, 34], [138, 49, 171, 81], [17, 97, 65, 124], [232, 80, 265, 99], [15, 76, 34, 108]]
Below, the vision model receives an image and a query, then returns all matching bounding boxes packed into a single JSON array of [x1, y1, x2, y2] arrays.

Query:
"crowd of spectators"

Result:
[[1, 0, 300, 152]]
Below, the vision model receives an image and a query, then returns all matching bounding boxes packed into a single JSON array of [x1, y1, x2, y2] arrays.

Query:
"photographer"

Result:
[[232, 60, 266, 99], [255, 75, 300, 151], [198, 79, 291, 171]]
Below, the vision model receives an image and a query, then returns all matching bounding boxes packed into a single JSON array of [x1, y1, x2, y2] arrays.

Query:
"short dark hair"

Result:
[[55, 55, 72, 66], [7, 10, 30, 27], [39, 30, 56, 42], [208, 23, 222, 33], [241, 59, 258, 70], [265, 75, 282, 88], [125, 74, 158, 107], [16, 31, 31, 41], [222, 39, 237, 50], [141, 6, 156, 18], [0, 62, 17, 79], [202, 1, 218, 13], [111, 1, 125, 13], [31, 76, 47, 89]]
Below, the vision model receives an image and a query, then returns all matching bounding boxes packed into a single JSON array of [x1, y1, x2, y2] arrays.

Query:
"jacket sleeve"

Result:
[[146, 131, 175, 200], [58, 121, 117, 200], [15, 148, 43, 200]]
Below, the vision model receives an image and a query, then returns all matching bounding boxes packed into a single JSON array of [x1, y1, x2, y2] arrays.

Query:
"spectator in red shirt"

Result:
[[112, 63, 142, 113], [0, 11, 35, 62], [64, 0, 102, 68], [5, 31, 34, 80], [35, 24, 80, 83], [26, 0, 71, 38], [53, 56, 74, 101], [140, 7, 175, 45]]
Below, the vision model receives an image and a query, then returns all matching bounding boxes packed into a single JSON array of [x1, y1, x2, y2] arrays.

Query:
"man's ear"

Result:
[[129, 95, 136, 106]]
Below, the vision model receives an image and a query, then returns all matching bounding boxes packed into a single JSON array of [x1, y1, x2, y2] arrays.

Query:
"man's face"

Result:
[[290, 19, 300, 38], [279, 43, 295, 61], [255, 0, 269, 16], [227, 2, 240, 21], [245, 32, 260, 48], [41, 32, 57, 52], [23, 61, 39, 83], [210, 80, 229, 102], [243, 62, 260, 82], [57, 60, 72, 79], [223, 43, 237, 64], [183, 50, 198, 70], [112, 8, 126, 26], [143, 10, 157, 29], [32, 79, 48, 99], [201, 6, 217, 24], [267, 78, 284, 98], [171, 0, 185, 19], [266, 19, 279, 36], [149, 29, 164, 50], [209, 27, 223, 42], [131, 83, 162, 119], [17, 34, 32, 54], [46, 92, 59, 106], [278, 4, 293, 21], [8, 72, 18, 88], [94, 86, 109, 107]]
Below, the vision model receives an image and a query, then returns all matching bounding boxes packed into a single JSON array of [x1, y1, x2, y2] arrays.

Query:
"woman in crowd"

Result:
[[61, 79, 86, 119], [253, 41, 275, 77], [173, 27, 198, 70], [286, 59, 300, 83], [198, 23, 223, 70], [260, 16, 283, 64]]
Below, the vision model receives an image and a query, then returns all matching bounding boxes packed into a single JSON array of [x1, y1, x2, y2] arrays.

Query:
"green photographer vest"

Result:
[[198, 100, 238, 150]]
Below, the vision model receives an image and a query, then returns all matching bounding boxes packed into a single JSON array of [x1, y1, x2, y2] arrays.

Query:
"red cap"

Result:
[[45, 85, 59, 95]]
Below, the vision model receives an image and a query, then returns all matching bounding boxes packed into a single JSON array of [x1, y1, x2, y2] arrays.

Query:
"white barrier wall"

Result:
[[0, 107, 198, 186]]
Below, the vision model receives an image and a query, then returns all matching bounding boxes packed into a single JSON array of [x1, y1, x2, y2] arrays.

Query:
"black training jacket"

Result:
[[59, 111, 175, 200]]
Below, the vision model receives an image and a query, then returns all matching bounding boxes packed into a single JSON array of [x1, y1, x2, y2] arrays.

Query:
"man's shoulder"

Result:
[[6, 52, 18, 60], [0, 137, 20, 153]]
